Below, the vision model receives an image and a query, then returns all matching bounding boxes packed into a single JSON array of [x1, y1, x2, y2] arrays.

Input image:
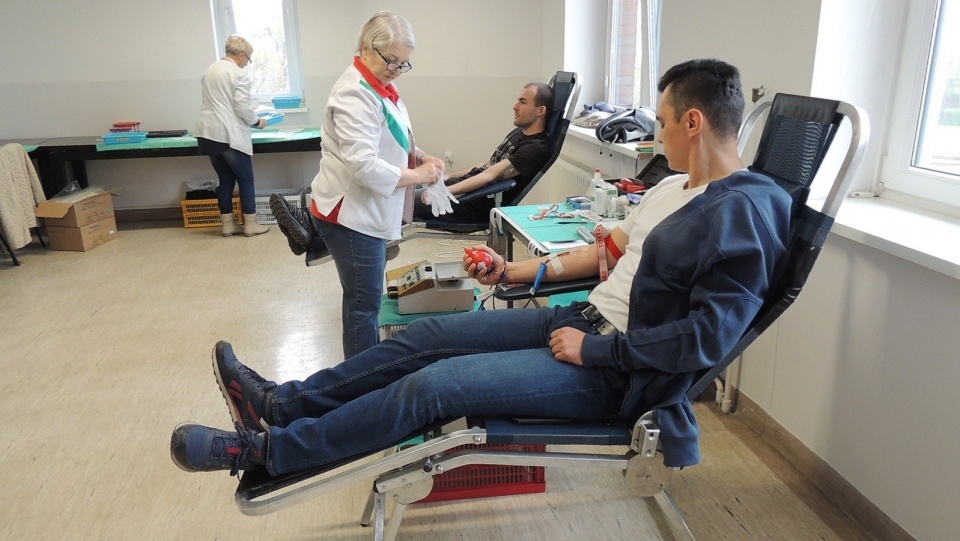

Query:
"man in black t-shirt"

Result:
[[413, 82, 554, 223]]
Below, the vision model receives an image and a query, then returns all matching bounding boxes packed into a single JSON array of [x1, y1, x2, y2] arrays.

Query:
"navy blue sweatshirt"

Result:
[[581, 170, 792, 467]]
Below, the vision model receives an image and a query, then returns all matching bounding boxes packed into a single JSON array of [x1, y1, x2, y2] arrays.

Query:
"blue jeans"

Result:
[[207, 148, 256, 215], [312, 218, 385, 359], [265, 305, 628, 476]]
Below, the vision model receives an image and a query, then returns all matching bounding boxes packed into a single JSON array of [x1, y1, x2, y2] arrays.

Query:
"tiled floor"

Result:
[[0, 222, 868, 540]]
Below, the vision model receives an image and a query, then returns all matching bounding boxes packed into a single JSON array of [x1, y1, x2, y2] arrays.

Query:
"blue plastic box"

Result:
[[271, 96, 300, 109], [102, 131, 148, 144], [566, 195, 592, 210], [258, 112, 284, 126]]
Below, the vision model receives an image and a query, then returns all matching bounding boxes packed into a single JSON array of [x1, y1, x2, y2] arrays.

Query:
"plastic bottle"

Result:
[[604, 182, 618, 218], [586, 168, 602, 198], [588, 168, 604, 210]]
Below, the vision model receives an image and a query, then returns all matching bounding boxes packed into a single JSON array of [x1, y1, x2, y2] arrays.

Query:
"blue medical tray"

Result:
[[102, 132, 148, 144], [258, 112, 284, 126], [271, 96, 300, 109]]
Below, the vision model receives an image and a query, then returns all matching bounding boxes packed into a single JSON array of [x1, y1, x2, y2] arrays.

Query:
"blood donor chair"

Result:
[[233, 93, 869, 541], [396, 71, 580, 245]]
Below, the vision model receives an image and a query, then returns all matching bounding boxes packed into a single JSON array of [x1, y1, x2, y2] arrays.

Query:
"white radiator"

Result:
[[521, 156, 594, 205]]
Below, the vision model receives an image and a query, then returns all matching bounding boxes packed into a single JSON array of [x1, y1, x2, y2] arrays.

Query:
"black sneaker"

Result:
[[386, 242, 400, 261], [270, 193, 314, 254], [305, 245, 333, 267], [276, 220, 307, 256], [170, 422, 265, 475], [212, 341, 277, 431]]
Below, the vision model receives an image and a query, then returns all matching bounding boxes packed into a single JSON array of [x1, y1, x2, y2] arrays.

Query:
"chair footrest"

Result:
[[236, 451, 373, 501]]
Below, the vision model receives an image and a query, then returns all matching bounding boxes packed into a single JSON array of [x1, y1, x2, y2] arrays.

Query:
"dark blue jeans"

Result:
[[265, 305, 628, 476], [312, 218, 385, 359], [206, 146, 256, 215]]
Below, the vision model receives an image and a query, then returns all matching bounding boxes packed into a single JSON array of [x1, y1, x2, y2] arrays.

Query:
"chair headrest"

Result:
[[753, 94, 841, 193], [546, 71, 577, 138]]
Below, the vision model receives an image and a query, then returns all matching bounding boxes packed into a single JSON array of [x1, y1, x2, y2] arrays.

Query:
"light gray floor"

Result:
[[0, 223, 868, 540]]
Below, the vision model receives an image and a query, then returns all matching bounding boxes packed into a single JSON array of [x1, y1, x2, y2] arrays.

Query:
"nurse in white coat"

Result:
[[307, 11, 443, 359], [195, 35, 270, 237]]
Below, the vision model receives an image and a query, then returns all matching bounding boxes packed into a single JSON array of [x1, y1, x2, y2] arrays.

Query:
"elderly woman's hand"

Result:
[[419, 154, 445, 177], [415, 161, 443, 186]]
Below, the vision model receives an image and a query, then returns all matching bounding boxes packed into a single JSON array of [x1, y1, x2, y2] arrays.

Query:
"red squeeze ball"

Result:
[[464, 248, 494, 271]]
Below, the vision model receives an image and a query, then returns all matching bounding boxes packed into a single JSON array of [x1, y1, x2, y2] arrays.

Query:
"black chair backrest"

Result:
[[685, 206, 833, 399], [635, 153, 678, 187], [685, 94, 854, 400], [748, 94, 842, 215], [503, 71, 580, 206]]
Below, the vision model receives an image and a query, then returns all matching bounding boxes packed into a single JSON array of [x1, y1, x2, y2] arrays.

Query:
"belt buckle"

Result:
[[595, 319, 617, 336], [580, 303, 600, 323]]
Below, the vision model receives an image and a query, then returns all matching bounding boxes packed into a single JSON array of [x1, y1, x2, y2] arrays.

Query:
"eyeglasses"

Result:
[[374, 48, 413, 73]]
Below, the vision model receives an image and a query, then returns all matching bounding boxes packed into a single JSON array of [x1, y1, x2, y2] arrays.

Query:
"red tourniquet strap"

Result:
[[606, 235, 623, 261]]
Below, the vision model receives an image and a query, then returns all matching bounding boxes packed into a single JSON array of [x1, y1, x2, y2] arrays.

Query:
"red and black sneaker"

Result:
[[212, 341, 277, 432]]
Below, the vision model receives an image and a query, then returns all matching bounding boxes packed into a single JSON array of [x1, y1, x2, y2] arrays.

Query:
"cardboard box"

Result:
[[46, 215, 118, 252], [35, 191, 114, 228]]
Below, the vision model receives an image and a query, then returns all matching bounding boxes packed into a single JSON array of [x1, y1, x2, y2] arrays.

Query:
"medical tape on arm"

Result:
[[548, 251, 564, 275]]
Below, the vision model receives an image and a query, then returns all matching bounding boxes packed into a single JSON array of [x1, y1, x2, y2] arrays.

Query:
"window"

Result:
[[210, 0, 305, 104], [606, 0, 661, 109], [884, 0, 960, 214]]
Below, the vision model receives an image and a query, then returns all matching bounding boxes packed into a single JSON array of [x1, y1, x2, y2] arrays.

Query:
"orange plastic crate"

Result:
[[180, 198, 242, 228], [417, 443, 546, 503]]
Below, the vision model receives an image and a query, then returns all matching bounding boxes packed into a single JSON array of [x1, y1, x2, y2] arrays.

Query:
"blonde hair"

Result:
[[356, 11, 415, 55], [225, 35, 253, 57]]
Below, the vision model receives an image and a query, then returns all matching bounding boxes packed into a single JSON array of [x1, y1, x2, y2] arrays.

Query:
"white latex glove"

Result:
[[423, 181, 459, 216]]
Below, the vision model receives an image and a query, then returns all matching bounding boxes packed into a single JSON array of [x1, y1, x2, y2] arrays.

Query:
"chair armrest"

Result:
[[456, 178, 517, 203], [494, 277, 600, 301]]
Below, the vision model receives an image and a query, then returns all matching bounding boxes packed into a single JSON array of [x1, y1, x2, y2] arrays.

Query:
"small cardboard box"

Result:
[[46, 215, 118, 252], [35, 191, 115, 228]]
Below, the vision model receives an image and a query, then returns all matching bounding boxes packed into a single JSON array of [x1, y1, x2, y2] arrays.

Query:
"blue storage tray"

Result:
[[271, 96, 300, 109], [102, 131, 148, 144], [258, 112, 284, 126]]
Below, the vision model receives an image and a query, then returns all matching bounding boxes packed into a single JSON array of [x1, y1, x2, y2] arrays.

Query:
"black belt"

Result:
[[580, 303, 618, 336]]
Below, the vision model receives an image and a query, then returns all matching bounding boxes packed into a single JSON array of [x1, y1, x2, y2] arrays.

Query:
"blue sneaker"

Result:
[[170, 423, 265, 475], [212, 341, 276, 431]]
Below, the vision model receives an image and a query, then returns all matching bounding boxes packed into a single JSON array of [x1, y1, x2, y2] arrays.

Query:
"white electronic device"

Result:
[[387, 261, 475, 315]]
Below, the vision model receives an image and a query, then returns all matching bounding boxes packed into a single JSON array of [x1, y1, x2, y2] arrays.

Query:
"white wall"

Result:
[[0, 0, 554, 210], [0, 2, 212, 137], [660, 0, 822, 101], [743, 235, 960, 540], [561, 0, 607, 110], [811, 0, 908, 194]]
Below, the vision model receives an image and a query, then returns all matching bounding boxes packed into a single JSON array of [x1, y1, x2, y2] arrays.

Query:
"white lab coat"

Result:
[[310, 63, 411, 241], [194, 58, 260, 155]]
